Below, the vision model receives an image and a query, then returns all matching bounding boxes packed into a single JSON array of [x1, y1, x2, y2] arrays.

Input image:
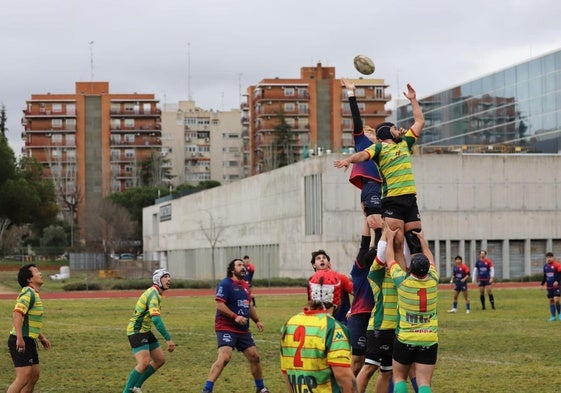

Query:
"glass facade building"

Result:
[[396, 48, 561, 154]]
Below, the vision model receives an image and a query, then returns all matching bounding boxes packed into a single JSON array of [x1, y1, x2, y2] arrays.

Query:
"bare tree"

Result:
[[199, 209, 225, 283], [84, 199, 135, 269]]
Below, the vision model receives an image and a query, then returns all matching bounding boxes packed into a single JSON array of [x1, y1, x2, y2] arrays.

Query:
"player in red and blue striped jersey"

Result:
[[473, 250, 495, 310], [541, 252, 561, 321], [447, 256, 471, 314]]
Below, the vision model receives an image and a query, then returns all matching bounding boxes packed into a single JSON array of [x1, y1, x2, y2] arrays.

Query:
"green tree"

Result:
[[41, 225, 67, 247], [0, 105, 7, 139], [272, 109, 296, 169]]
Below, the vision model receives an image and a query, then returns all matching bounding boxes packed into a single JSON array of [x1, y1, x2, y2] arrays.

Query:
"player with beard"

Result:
[[201, 259, 269, 393]]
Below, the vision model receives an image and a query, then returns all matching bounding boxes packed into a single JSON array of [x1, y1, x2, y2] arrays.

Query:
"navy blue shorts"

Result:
[[393, 338, 438, 366], [454, 282, 468, 292], [381, 194, 421, 223], [362, 181, 382, 216], [216, 330, 256, 352], [478, 280, 492, 287], [347, 313, 370, 356], [547, 288, 561, 298], [8, 335, 39, 367]]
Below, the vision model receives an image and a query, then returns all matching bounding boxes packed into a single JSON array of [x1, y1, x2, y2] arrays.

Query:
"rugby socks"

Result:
[[556, 303, 560, 315], [466, 303, 471, 312], [123, 369, 142, 393], [418, 386, 432, 393], [136, 364, 156, 387], [203, 381, 215, 392], [550, 304, 556, 317], [255, 379, 265, 390], [489, 294, 495, 309], [410, 376, 419, 392], [480, 295, 486, 309], [452, 301, 458, 309], [374, 228, 382, 248], [387, 379, 394, 393], [394, 381, 408, 393]]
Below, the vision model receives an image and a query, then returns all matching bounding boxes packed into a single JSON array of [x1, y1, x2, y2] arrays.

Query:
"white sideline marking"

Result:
[[439, 355, 513, 365]]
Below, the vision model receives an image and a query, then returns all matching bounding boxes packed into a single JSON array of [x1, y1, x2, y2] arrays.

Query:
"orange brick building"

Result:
[[243, 63, 392, 174], [21, 82, 161, 236]]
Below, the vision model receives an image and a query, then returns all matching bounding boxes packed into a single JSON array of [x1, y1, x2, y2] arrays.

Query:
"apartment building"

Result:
[[21, 81, 161, 231], [160, 100, 243, 187], [245, 62, 392, 174]]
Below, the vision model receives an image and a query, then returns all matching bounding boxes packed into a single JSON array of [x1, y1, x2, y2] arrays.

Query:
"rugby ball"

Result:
[[353, 54, 375, 75]]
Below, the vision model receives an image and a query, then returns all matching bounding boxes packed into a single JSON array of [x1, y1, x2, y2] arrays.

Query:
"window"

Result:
[[51, 134, 63, 144], [52, 103, 62, 113], [67, 149, 76, 161], [298, 103, 308, 114], [66, 134, 75, 146], [52, 119, 63, 128], [212, 119, 219, 125], [305, 174, 322, 235], [124, 103, 135, 112], [297, 88, 308, 98], [66, 119, 76, 130], [66, 104, 76, 115], [284, 87, 295, 97], [124, 149, 135, 159], [111, 119, 121, 129], [375, 87, 384, 99], [124, 119, 135, 129], [111, 103, 120, 114], [356, 88, 365, 97], [124, 134, 135, 143], [284, 103, 295, 112], [143, 103, 151, 114]]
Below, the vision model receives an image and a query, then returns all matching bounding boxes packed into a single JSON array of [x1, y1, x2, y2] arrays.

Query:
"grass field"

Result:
[[0, 285, 559, 392]]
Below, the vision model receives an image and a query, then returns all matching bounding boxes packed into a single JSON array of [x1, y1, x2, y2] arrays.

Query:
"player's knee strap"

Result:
[[405, 230, 422, 255]]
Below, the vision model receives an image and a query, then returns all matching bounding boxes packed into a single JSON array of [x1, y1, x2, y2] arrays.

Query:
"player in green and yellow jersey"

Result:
[[280, 269, 357, 393], [7, 264, 51, 393], [387, 228, 438, 393], [122, 269, 176, 393], [334, 83, 425, 270]]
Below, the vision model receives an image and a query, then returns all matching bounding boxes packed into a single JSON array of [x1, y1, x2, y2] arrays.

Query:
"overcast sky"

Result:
[[2, 0, 561, 155]]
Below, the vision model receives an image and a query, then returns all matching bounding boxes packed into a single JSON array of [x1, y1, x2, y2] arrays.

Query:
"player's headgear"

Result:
[[409, 254, 430, 278], [310, 249, 330, 266], [375, 122, 395, 141], [153, 268, 170, 287], [308, 269, 341, 307]]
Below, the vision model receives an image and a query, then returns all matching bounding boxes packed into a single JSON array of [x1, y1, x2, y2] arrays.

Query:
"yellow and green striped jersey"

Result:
[[364, 129, 418, 198], [390, 263, 439, 346], [127, 286, 163, 335], [280, 309, 351, 393], [10, 286, 43, 339], [367, 259, 398, 331]]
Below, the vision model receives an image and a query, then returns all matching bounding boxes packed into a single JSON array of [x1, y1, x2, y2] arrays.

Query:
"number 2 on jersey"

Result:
[[293, 325, 306, 367]]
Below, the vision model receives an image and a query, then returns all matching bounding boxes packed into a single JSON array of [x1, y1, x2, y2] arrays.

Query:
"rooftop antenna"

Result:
[[187, 42, 192, 101], [89, 41, 94, 81], [237, 73, 243, 106]]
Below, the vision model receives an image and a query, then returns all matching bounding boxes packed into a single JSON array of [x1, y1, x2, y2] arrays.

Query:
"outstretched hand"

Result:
[[403, 83, 417, 101], [333, 159, 350, 171]]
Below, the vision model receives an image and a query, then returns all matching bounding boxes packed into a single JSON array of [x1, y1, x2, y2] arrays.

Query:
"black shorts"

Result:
[[347, 313, 370, 356], [393, 338, 438, 366], [454, 282, 468, 292], [364, 329, 395, 371], [128, 331, 159, 352], [8, 335, 39, 367], [381, 194, 421, 223]]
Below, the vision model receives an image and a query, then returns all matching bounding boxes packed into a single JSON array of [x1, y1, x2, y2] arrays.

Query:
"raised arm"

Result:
[[342, 78, 363, 134], [403, 83, 425, 136], [413, 229, 434, 266]]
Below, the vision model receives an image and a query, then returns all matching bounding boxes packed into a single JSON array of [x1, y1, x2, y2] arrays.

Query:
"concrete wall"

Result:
[[143, 153, 561, 281]]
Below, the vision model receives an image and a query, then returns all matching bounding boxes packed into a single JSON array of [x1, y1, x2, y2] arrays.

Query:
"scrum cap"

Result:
[[308, 269, 341, 307], [153, 268, 170, 287]]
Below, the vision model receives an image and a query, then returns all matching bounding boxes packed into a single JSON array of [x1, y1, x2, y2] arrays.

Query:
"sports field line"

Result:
[[438, 354, 513, 366]]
